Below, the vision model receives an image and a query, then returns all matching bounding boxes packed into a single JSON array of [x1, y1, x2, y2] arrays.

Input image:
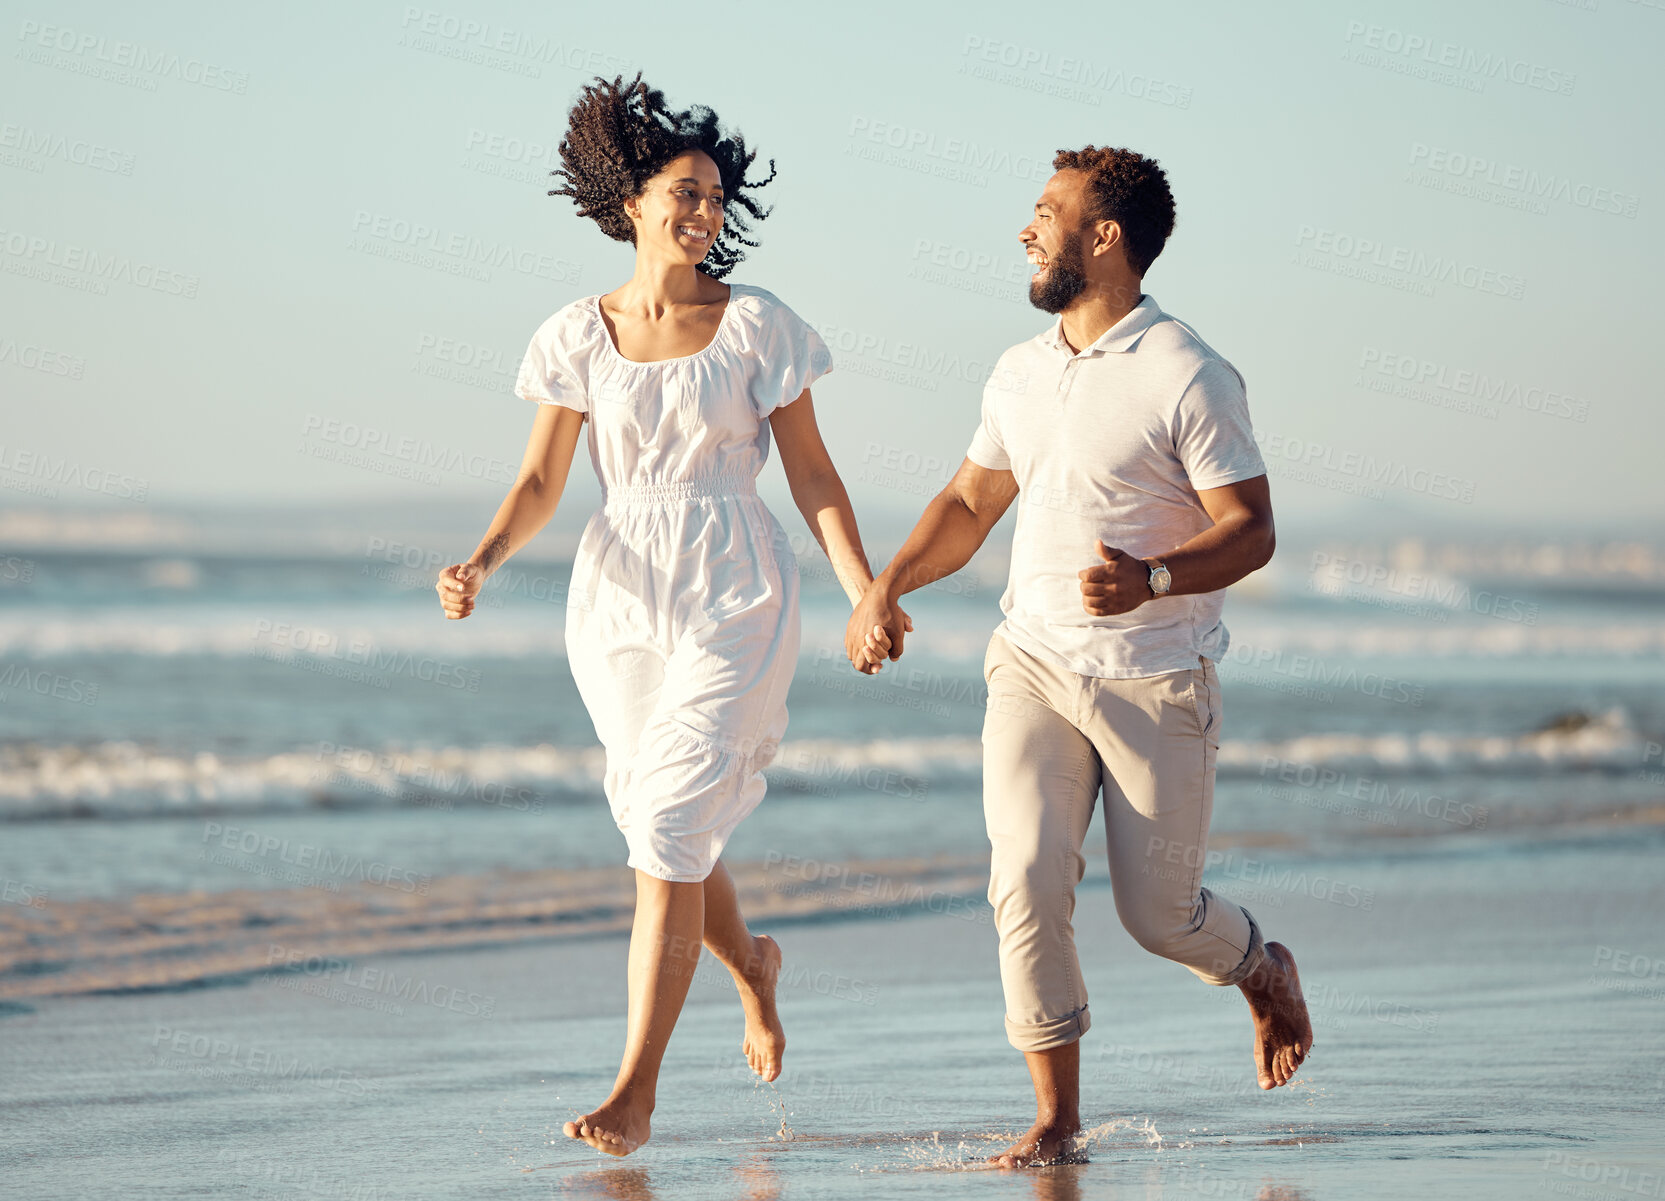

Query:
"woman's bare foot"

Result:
[[733, 934, 786, 1082], [988, 1117, 1086, 1168], [562, 1089, 653, 1157], [1239, 941, 1313, 1089]]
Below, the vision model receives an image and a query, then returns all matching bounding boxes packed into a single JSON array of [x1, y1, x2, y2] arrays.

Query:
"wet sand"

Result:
[[3, 831, 1662, 1199]]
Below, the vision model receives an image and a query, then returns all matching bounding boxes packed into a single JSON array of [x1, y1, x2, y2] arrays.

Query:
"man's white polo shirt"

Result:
[[965, 293, 1267, 680]]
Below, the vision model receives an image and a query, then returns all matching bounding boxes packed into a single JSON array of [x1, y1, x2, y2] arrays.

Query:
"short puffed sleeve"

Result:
[[745, 290, 833, 420], [513, 306, 589, 413]]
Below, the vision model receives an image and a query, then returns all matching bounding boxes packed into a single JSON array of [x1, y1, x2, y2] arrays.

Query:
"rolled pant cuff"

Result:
[[1208, 907, 1268, 987], [1005, 1003, 1091, 1053]]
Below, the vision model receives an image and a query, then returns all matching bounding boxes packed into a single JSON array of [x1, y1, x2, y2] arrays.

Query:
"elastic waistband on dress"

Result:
[[601, 475, 758, 506]]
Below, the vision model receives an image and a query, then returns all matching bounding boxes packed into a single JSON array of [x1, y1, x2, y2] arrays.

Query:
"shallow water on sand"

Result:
[[4, 835, 1661, 1199], [5, 543, 1663, 1195]]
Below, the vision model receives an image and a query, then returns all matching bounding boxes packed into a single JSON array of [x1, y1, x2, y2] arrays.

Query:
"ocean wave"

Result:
[[0, 610, 993, 662], [2, 711, 1654, 822], [0, 612, 567, 658], [5, 608, 1665, 659], [0, 853, 993, 1000], [0, 734, 983, 821], [0, 736, 988, 821], [1218, 706, 1653, 776], [1225, 620, 1665, 658], [0, 739, 605, 821]]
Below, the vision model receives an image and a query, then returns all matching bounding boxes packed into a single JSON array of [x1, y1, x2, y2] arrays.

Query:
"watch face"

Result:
[[1152, 566, 1171, 594]]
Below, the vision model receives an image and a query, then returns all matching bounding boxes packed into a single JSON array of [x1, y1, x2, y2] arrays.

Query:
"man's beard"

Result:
[[1028, 235, 1090, 314]]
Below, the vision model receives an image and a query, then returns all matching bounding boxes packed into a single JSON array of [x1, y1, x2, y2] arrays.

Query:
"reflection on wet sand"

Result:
[[556, 1157, 781, 1201], [557, 1166, 655, 1200], [1023, 1163, 1084, 1201], [732, 1154, 783, 1201]]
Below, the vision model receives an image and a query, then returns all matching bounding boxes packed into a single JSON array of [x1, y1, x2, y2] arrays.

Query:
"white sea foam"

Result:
[[5, 605, 1663, 659], [1228, 619, 1665, 658], [2, 712, 1652, 821], [1218, 706, 1649, 775], [0, 611, 567, 657]]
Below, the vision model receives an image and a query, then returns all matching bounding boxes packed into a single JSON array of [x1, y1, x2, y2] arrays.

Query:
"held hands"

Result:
[[436, 561, 485, 619], [1078, 539, 1154, 617], [845, 584, 913, 674]]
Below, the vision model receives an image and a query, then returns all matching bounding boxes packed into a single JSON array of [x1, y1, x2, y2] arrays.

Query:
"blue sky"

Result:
[[3, 0, 1659, 540]]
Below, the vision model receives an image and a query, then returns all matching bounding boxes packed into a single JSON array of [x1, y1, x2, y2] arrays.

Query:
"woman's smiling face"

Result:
[[627, 150, 726, 266]]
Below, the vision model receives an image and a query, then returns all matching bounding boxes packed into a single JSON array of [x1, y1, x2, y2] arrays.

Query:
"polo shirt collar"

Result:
[[1044, 293, 1164, 357]]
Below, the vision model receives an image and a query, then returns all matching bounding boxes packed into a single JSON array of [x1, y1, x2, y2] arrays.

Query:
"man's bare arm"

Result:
[[1078, 474, 1275, 617], [845, 457, 1018, 667]]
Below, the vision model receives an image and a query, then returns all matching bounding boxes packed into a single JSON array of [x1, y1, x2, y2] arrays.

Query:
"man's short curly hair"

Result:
[[1052, 145, 1175, 277], [549, 73, 776, 279]]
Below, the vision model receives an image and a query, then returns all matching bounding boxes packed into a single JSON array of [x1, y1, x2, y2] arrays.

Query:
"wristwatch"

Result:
[[1147, 560, 1172, 597]]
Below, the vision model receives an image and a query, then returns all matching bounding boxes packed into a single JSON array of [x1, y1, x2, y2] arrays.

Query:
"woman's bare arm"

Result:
[[436, 405, 586, 619], [769, 389, 876, 606]]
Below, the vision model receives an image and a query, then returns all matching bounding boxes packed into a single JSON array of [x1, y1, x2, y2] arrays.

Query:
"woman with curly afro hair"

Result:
[[435, 74, 893, 1157]]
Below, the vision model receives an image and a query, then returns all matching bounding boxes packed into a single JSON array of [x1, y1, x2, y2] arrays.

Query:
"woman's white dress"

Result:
[[514, 283, 833, 881]]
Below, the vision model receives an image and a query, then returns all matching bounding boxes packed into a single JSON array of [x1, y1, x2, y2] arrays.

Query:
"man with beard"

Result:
[[845, 145, 1313, 1167]]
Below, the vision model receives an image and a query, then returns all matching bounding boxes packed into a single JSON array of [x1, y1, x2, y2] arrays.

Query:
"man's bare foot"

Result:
[[734, 934, 786, 1082], [1239, 941, 1313, 1089], [562, 1091, 653, 1157], [988, 1117, 1085, 1168]]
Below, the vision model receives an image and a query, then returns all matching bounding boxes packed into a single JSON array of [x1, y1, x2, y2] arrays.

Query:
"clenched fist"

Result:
[[436, 561, 485, 620], [1078, 539, 1154, 617]]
